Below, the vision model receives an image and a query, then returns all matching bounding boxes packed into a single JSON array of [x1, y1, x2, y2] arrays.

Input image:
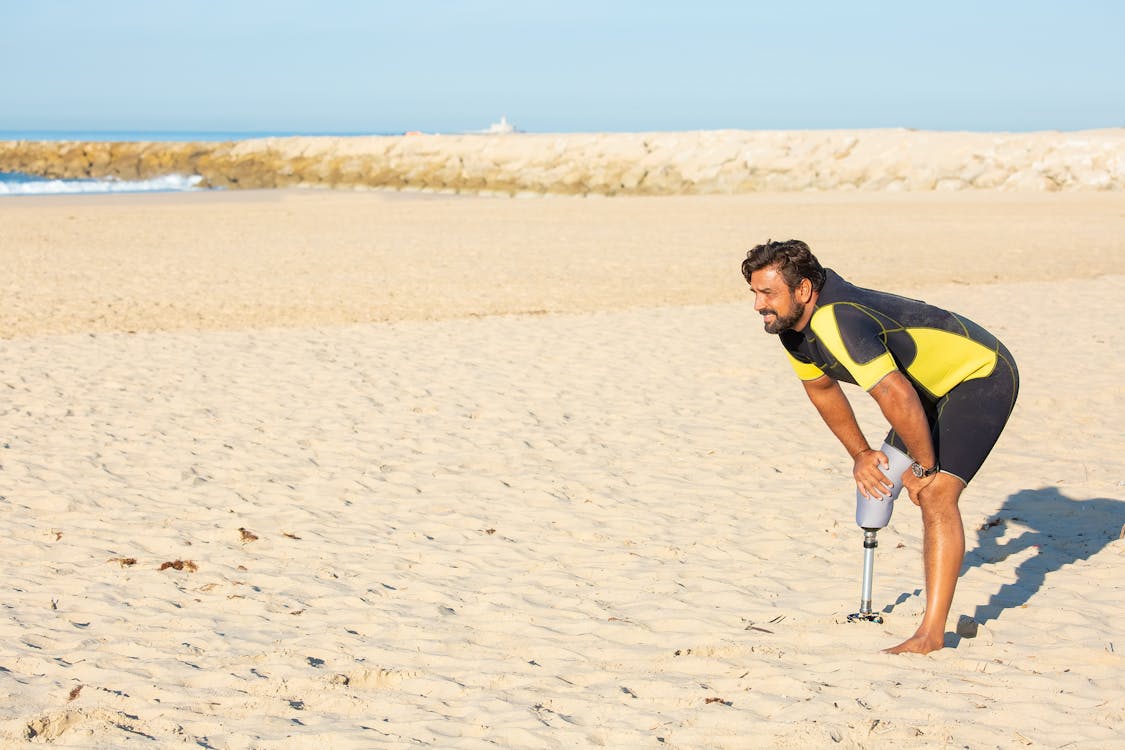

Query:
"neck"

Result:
[[792, 289, 819, 332]]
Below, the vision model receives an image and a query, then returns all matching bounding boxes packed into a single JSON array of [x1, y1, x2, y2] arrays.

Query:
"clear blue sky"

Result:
[[3, 0, 1123, 134]]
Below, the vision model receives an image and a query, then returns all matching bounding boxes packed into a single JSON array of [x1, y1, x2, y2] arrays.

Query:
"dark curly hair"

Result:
[[741, 239, 826, 292]]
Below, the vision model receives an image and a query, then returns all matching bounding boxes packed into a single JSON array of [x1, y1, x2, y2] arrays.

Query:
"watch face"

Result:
[[911, 463, 924, 478]]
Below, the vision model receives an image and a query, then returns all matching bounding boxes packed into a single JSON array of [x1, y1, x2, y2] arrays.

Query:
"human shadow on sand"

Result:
[[963, 487, 1123, 626], [880, 486, 1123, 646]]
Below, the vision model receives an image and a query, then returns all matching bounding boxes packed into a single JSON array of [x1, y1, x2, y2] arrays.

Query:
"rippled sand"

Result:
[[1, 189, 1122, 747]]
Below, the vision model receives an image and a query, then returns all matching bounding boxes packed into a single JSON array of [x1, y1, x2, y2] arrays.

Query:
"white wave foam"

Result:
[[0, 173, 204, 196]]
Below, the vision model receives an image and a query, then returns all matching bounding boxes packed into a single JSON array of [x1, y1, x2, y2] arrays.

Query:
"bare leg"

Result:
[[885, 473, 966, 655]]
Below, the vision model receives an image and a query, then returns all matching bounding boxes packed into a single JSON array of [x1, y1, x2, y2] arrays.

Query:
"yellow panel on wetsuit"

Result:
[[904, 328, 997, 397], [787, 351, 825, 381]]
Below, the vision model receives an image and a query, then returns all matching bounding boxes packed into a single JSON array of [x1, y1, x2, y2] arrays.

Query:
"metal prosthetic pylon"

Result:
[[847, 528, 884, 624]]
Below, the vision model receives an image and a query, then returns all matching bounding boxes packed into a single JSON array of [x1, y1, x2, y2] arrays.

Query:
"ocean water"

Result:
[[0, 129, 385, 142], [0, 129, 389, 196], [0, 171, 205, 196]]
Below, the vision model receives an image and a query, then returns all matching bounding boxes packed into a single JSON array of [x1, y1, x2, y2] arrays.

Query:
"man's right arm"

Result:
[[802, 375, 894, 498]]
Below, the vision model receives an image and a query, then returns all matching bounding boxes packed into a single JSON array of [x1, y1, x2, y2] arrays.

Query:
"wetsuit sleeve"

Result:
[[809, 303, 897, 390], [779, 330, 825, 381], [786, 351, 825, 381]]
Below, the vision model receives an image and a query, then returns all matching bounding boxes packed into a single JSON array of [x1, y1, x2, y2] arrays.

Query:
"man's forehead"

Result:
[[750, 265, 785, 287]]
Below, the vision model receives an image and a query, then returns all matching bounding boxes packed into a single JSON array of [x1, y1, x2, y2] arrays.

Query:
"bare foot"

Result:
[[883, 633, 945, 655]]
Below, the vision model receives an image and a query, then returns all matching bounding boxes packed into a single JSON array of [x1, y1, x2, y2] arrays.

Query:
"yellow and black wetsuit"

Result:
[[781, 270, 1019, 483]]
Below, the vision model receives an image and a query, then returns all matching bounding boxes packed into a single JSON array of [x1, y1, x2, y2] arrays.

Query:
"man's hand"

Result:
[[853, 448, 895, 499], [901, 467, 938, 506]]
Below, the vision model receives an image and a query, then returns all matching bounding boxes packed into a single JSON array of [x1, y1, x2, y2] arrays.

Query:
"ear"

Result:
[[796, 278, 813, 302]]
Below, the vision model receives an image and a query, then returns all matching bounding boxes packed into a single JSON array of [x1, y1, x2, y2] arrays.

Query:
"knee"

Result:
[[917, 478, 964, 516]]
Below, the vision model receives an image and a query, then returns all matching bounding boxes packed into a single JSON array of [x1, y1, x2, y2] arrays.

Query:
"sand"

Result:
[[1, 188, 1123, 747]]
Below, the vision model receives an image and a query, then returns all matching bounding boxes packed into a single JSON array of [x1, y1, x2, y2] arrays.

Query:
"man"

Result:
[[742, 239, 1019, 654]]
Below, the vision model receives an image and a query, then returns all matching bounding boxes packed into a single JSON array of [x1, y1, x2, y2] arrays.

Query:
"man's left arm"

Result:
[[868, 371, 939, 500]]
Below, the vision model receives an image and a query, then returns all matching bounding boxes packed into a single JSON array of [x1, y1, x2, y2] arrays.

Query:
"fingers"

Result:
[[857, 473, 893, 499], [902, 472, 935, 506], [907, 485, 923, 506], [854, 450, 895, 499], [858, 482, 888, 499]]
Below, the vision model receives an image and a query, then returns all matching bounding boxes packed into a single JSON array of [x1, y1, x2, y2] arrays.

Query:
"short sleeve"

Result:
[[809, 303, 897, 390], [787, 351, 825, 381]]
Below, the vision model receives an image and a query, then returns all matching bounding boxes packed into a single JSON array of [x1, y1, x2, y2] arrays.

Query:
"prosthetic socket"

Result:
[[855, 441, 912, 529]]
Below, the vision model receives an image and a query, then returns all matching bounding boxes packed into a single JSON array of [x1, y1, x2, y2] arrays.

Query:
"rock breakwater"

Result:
[[2, 129, 1122, 195]]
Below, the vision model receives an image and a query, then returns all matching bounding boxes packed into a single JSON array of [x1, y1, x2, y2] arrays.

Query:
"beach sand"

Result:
[[1, 189, 1123, 747]]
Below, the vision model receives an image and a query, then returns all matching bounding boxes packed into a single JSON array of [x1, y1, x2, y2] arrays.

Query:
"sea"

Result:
[[0, 129, 387, 197]]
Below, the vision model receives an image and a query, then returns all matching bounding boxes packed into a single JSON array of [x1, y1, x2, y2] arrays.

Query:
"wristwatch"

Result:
[[911, 461, 940, 478]]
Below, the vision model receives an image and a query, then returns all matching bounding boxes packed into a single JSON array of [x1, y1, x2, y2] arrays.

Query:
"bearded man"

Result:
[[742, 239, 1019, 654]]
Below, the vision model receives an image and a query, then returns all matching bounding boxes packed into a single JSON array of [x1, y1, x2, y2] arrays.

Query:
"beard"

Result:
[[760, 300, 805, 334]]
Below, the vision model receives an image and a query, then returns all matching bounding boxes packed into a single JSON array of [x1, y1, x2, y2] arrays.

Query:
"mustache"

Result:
[[759, 309, 777, 317]]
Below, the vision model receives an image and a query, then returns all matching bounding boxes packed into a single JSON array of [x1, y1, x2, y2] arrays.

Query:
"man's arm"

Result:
[[867, 370, 942, 503], [801, 375, 893, 497], [867, 371, 936, 470], [802, 375, 868, 457]]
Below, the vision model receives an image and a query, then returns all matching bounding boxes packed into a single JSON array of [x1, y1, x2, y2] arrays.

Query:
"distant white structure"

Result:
[[482, 115, 518, 134]]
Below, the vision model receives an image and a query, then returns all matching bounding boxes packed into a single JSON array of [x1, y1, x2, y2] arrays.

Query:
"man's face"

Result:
[[749, 265, 805, 334]]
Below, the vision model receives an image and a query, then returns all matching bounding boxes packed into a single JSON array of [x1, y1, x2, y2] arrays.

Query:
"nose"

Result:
[[752, 292, 767, 312]]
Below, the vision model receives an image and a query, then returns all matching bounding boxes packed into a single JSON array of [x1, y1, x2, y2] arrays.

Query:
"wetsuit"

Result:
[[780, 269, 1019, 484]]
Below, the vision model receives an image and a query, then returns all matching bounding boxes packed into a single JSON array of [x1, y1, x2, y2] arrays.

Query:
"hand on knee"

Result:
[[904, 472, 937, 506]]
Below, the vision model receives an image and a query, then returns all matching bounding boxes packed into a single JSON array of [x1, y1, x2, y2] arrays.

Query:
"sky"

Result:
[[2, 0, 1123, 134]]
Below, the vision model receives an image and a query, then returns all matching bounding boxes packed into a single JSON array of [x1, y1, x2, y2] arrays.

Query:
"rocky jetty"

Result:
[[2, 129, 1122, 194]]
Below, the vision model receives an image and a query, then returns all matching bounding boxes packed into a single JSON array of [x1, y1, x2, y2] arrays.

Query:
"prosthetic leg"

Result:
[[847, 442, 912, 624]]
